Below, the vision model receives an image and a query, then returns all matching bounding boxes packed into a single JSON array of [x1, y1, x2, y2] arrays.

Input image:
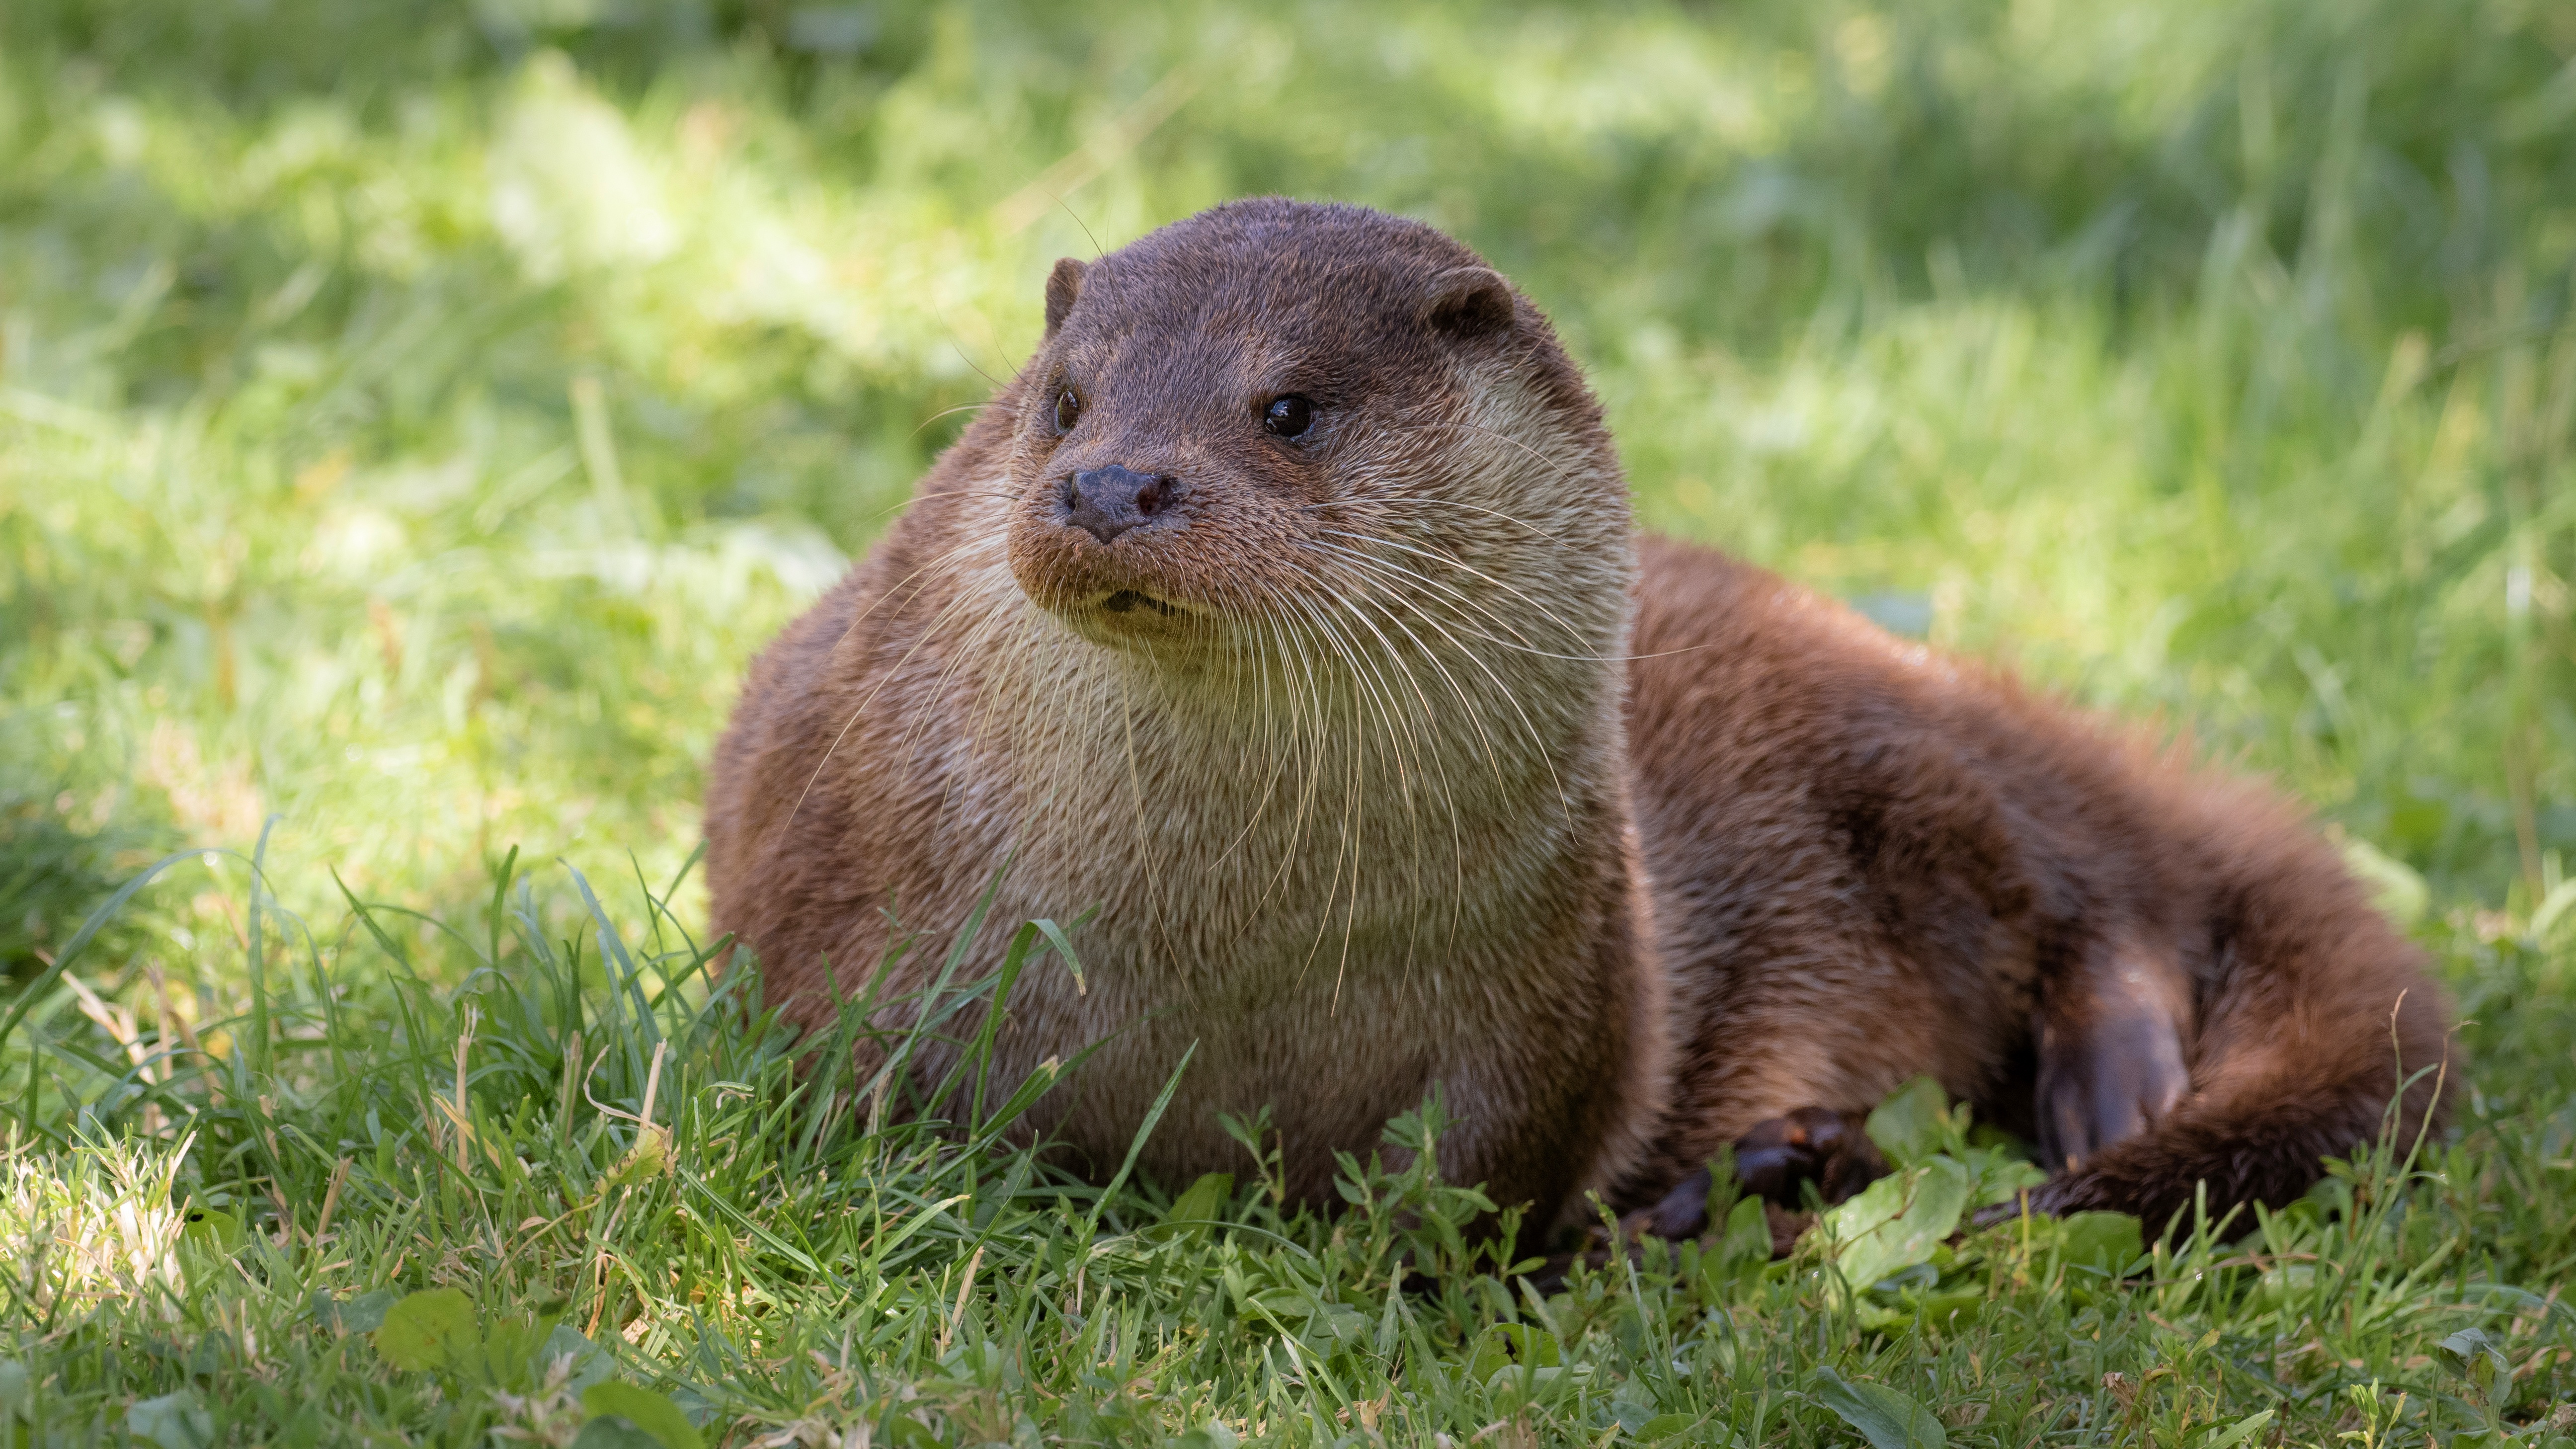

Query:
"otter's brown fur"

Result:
[[1623, 541, 2450, 1228], [705, 198, 2451, 1238], [706, 200, 1670, 1223]]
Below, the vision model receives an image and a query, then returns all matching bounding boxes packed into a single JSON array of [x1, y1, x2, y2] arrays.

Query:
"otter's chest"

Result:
[[977, 910, 1588, 1201]]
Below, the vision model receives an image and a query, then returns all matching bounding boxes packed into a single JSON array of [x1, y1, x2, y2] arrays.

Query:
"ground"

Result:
[[1, 0, 2574, 1443]]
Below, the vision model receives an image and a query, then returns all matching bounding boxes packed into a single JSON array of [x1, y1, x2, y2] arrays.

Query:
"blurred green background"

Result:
[[4, 0, 2573, 984]]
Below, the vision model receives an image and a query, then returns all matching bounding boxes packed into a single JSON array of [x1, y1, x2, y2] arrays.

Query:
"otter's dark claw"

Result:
[[1736, 1106, 1889, 1206], [1641, 1168, 1718, 1238], [1634, 1107, 1894, 1243]]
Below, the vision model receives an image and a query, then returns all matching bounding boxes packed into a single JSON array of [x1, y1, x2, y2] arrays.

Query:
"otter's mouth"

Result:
[[1101, 588, 1182, 617]]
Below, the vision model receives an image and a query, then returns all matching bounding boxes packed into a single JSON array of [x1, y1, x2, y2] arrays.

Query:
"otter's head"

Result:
[[1001, 199, 1630, 668]]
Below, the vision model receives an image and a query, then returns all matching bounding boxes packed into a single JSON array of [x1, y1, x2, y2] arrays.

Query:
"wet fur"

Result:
[[705, 198, 2452, 1239]]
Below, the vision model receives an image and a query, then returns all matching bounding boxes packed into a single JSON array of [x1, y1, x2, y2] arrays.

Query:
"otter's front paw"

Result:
[[1635, 1108, 1892, 1240], [1635, 1167, 1721, 1239], [1737, 1106, 1889, 1206]]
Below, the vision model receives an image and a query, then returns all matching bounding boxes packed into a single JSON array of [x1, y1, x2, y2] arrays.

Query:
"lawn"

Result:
[[2, 0, 2574, 1443]]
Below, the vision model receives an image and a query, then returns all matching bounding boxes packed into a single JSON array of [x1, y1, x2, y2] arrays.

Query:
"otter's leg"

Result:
[[2003, 885, 2453, 1231], [1636, 1107, 1890, 1238], [2036, 936, 2192, 1173]]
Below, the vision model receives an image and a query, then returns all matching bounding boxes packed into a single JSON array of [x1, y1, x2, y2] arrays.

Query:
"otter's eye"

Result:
[[1054, 388, 1082, 432], [1263, 395, 1315, 439]]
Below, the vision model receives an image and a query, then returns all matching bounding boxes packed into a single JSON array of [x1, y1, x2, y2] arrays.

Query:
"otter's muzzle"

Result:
[[1062, 465, 1183, 546]]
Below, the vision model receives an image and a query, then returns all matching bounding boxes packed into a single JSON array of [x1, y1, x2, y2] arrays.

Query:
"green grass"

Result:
[[2, 0, 2574, 1442]]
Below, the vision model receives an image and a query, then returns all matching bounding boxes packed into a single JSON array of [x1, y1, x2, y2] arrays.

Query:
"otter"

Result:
[[704, 198, 2450, 1241], [707, 199, 1664, 1223]]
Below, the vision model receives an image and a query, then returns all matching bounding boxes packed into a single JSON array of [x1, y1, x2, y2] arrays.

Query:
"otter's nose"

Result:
[[1063, 465, 1182, 546]]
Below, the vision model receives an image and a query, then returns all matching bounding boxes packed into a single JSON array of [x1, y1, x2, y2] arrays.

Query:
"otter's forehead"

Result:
[[1108, 198, 1485, 296], [1065, 200, 1486, 373]]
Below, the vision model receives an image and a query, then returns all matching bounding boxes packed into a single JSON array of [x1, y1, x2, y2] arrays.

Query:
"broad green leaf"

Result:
[[1864, 1077, 1952, 1165], [1494, 1322, 1561, 1368], [881, 1418, 950, 1449], [1823, 1168, 1910, 1244], [582, 1383, 703, 1449], [1174, 1423, 1240, 1449], [1923, 1272, 1979, 1310], [2439, 1326, 2509, 1373], [312, 1288, 396, 1335], [1830, 1158, 1970, 1290], [177, 1208, 242, 1251], [1881, 1287, 1990, 1329], [603, 1123, 671, 1191], [1156, 1172, 1233, 1241], [2204, 1409, 2273, 1449], [2056, 1212, 2143, 1276], [2439, 1326, 2510, 1399], [571, 1418, 666, 1449], [1966, 1148, 2050, 1208], [0, 1360, 26, 1417], [1306, 1303, 1369, 1348], [126, 1391, 216, 1449], [1465, 1321, 1563, 1392], [175, 1208, 244, 1289], [541, 1323, 616, 1392], [1720, 1195, 1772, 1265], [1464, 1326, 1513, 1385], [1809, 1366, 1945, 1449], [373, 1287, 478, 1376]]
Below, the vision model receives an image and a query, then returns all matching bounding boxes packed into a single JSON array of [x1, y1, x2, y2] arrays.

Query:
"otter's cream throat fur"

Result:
[[705, 198, 2451, 1238]]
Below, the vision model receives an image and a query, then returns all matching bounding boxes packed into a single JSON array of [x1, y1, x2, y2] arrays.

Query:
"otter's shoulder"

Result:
[[1630, 534, 1939, 713], [707, 408, 1018, 853]]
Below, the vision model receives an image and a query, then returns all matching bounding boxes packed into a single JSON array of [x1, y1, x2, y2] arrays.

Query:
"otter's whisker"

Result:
[[1205, 584, 1305, 886], [910, 402, 996, 437], [1271, 583, 1444, 1007], [1305, 537, 1547, 659], [1315, 528, 1596, 653], [1327, 586, 1476, 964], [1242, 598, 1336, 925], [1400, 412, 1606, 515], [907, 567, 1042, 839], [1297, 492, 1575, 549], [1310, 529, 1563, 654], [1301, 541, 1574, 820], [1308, 588, 1445, 973], [1109, 662, 1190, 987]]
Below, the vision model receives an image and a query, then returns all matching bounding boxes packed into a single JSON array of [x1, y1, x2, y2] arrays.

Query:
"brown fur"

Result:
[[705, 198, 2452, 1240], [706, 200, 1669, 1226], [1622, 542, 2451, 1228]]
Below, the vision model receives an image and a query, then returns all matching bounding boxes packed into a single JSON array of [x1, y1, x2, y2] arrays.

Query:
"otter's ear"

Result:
[[1044, 258, 1086, 338], [1423, 265, 1515, 341]]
